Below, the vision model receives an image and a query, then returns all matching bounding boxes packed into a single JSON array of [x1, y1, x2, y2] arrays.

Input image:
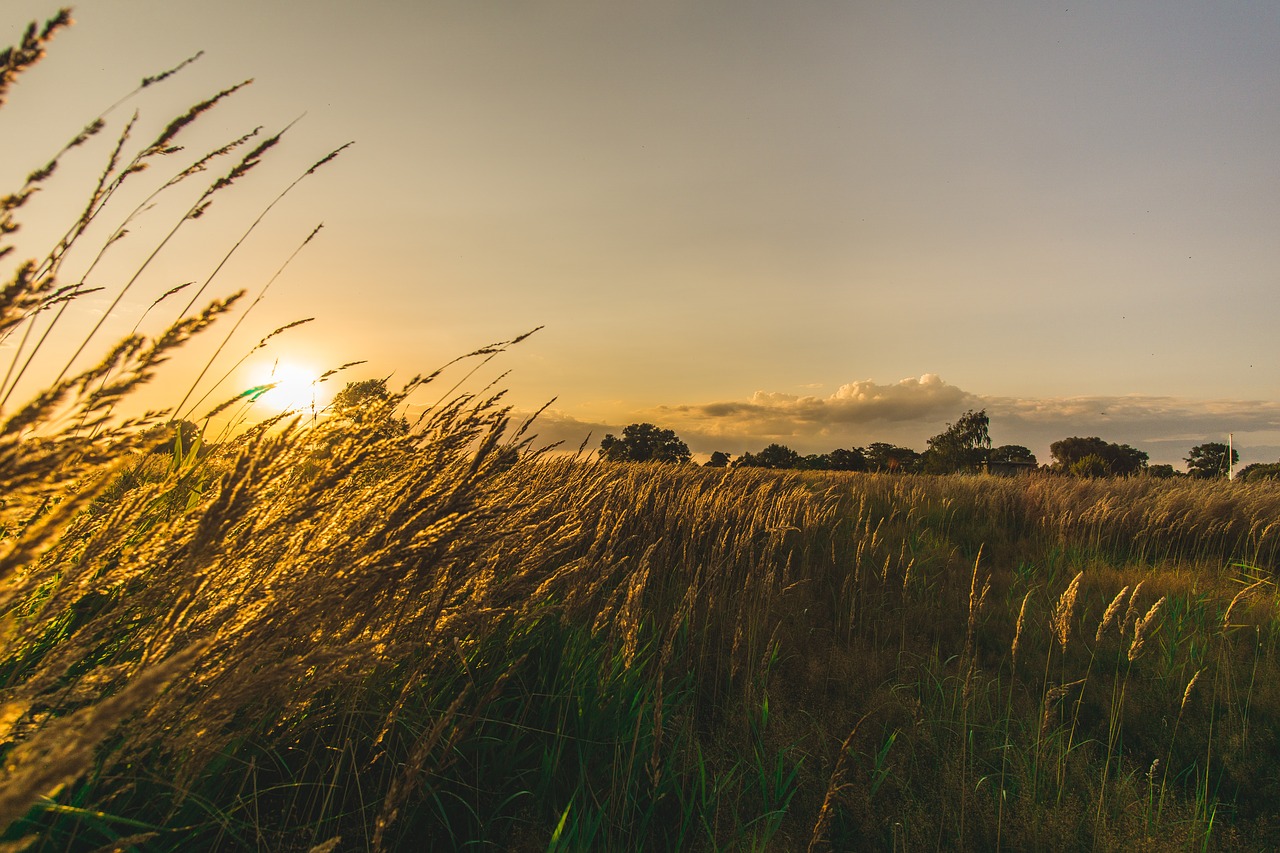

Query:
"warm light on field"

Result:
[[251, 361, 322, 414]]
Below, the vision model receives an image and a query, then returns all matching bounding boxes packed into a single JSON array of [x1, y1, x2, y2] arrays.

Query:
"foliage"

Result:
[[733, 442, 801, 469], [731, 445, 868, 472], [827, 446, 868, 471], [1050, 436, 1148, 476], [599, 422, 691, 464], [990, 444, 1037, 466], [1070, 452, 1109, 478], [1236, 461, 1280, 482], [330, 377, 408, 435], [1145, 463, 1177, 478], [1185, 441, 1238, 479], [864, 441, 922, 473], [704, 450, 731, 468], [923, 409, 991, 474]]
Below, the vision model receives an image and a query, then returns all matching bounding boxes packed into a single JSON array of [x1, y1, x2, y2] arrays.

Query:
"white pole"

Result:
[[1228, 432, 1234, 480]]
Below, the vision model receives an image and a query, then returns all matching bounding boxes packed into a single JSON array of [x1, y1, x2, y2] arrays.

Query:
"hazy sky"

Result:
[[4, 2, 1278, 466]]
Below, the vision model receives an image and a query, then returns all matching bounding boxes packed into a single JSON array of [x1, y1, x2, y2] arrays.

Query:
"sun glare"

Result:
[[251, 361, 322, 414]]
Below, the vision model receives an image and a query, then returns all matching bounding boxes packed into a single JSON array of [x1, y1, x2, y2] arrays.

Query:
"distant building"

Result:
[[982, 459, 1038, 476]]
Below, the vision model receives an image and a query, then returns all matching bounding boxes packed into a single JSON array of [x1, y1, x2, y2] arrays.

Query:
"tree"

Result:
[[864, 442, 921, 473], [142, 420, 203, 457], [332, 378, 391, 414], [1185, 442, 1238, 479], [990, 445, 1037, 466], [1236, 462, 1280, 482], [1070, 454, 1109, 478], [828, 447, 868, 472], [600, 423, 691, 464], [799, 453, 831, 470], [705, 451, 731, 468], [924, 409, 991, 474], [1145, 463, 1177, 478], [733, 443, 802, 469], [1050, 436, 1148, 477], [330, 378, 408, 435]]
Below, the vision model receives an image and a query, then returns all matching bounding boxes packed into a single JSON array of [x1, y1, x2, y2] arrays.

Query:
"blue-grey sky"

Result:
[[3, 2, 1278, 466]]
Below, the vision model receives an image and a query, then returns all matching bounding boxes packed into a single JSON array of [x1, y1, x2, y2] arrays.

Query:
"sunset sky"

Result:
[[4, 1, 1278, 466]]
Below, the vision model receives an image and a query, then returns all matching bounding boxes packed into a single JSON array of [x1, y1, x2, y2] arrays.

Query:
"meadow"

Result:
[[4, 13, 1280, 851]]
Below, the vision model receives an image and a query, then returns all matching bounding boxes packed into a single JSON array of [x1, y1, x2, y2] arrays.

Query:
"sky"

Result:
[[3, 1, 1278, 467]]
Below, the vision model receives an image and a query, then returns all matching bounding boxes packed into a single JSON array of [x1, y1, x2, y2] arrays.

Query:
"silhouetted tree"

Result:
[[1050, 436, 1147, 476], [331, 378, 408, 435], [1236, 462, 1280, 482], [864, 442, 921, 473], [600, 423, 691, 464], [828, 447, 868, 472], [990, 444, 1037, 466], [924, 409, 991, 474], [800, 453, 831, 470], [143, 420, 203, 456], [705, 451, 731, 468], [1185, 442, 1238, 479], [1145, 463, 1177, 478], [734, 443, 801, 469]]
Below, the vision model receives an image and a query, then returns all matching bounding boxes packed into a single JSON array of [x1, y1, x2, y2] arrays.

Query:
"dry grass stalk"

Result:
[[0, 643, 206, 831], [1222, 580, 1266, 632], [1041, 678, 1085, 735], [1095, 585, 1130, 644], [1128, 596, 1168, 662], [1010, 591, 1030, 673], [1180, 668, 1203, 712], [1122, 579, 1146, 637], [0, 9, 72, 108], [808, 718, 867, 853], [1052, 570, 1084, 653]]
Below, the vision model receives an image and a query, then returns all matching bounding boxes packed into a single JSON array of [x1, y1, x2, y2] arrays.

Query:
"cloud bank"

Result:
[[515, 375, 1280, 467], [662, 374, 977, 434]]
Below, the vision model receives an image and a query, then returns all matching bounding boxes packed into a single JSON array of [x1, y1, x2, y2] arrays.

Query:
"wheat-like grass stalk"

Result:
[[1095, 585, 1130, 644], [1222, 579, 1265, 632], [1052, 570, 1084, 653], [0, 9, 72, 108], [1122, 579, 1146, 637], [1128, 596, 1168, 662], [1180, 667, 1203, 712]]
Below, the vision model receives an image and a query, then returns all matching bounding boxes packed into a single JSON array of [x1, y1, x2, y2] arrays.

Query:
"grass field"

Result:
[[4, 14, 1280, 850], [3, 437, 1279, 850]]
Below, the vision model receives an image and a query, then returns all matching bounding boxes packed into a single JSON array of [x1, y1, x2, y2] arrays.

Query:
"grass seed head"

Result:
[[1095, 585, 1130, 644], [1011, 591, 1030, 672], [1122, 579, 1146, 637], [1180, 668, 1203, 712], [1128, 595, 1167, 662], [1052, 570, 1084, 652]]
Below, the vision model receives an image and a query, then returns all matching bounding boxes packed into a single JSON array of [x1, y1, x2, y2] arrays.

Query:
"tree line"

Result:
[[301, 382, 1277, 482], [597, 411, 1277, 480]]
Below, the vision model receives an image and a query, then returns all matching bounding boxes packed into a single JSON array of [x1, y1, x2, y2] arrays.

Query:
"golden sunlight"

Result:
[[250, 360, 323, 415]]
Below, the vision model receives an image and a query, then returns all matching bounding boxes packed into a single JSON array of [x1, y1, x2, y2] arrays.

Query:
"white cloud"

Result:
[[509, 379, 1280, 468], [661, 374, 975, 429]]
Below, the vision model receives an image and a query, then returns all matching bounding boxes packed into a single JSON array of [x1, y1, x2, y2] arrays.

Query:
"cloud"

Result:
[[639, 377, 1280, 466], [507, 378, 1280, 468], [982, 393, 1280, 465], [503, 408, 615, 454], [660, 374, 976, 433]]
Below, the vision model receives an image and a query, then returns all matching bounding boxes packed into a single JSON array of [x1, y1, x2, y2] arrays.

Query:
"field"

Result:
[[3, 429, 1279, 850], [4, 15, 1280, 851]]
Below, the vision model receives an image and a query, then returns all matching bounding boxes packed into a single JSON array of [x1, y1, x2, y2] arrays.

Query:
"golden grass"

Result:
[[4, 14, 1280, 850]]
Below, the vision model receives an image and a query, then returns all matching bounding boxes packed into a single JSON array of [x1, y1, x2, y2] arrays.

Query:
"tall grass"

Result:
[[3, 12, 1280, 851]]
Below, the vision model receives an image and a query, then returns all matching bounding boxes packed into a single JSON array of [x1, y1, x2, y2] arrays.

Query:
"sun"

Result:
[[250, 360, 322, 414]]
